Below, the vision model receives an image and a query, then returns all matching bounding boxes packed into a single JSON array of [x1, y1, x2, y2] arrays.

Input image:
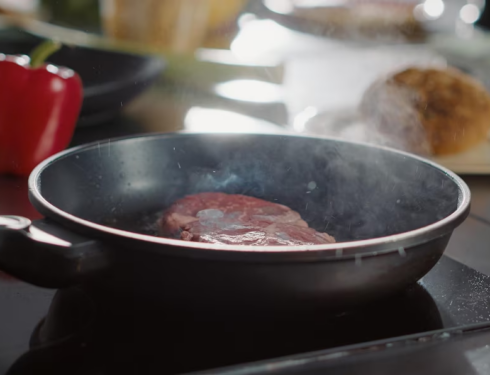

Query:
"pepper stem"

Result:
[[29, 40, 62, 68]]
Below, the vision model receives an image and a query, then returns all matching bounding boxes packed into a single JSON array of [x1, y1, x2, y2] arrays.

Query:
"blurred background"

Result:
[[0, 0, 489, 172]]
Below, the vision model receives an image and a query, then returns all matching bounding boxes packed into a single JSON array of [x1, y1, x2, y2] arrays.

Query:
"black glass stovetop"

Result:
[[1, 255, 490, 375]]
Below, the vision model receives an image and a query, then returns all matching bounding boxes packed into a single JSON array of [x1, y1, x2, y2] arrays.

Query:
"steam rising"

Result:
[[144, 135, 459, 243], [359, 77, 433, 156], [47, 135, 459, 245]]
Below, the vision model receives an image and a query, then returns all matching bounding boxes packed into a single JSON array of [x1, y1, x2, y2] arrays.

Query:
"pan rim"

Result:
[[28, 132, 471, 261]]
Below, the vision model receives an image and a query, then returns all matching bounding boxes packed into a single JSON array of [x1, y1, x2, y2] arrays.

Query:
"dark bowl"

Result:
[[0, 38, 165, 126]]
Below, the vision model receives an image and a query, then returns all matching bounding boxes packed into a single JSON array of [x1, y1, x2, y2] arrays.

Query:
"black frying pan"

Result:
[[0, 37, 164, 126], [0, 133, 470, 314]]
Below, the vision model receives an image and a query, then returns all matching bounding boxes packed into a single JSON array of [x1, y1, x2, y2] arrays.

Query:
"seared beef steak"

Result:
[[160, 193, 335, 246]]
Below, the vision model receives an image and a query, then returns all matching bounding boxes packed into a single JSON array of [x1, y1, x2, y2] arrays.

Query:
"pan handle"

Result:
[[0, 216, 111, 288]]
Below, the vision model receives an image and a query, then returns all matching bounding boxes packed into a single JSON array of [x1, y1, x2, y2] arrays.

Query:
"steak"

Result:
[[159, 192, 335, 246]]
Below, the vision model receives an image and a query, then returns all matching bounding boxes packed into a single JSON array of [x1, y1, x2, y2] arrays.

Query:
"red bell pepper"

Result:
[[0, 40, 82, 176]]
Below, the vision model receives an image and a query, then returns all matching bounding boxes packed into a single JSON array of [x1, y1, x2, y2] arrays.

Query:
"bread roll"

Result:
[[359, 67, 490, 156]]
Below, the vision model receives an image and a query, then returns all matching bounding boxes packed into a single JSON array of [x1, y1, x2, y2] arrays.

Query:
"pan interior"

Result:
[[36, 134, 460, 243]]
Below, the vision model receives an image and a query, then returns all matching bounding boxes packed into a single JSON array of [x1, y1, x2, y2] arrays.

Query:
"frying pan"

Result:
[[0, 133, 470, 314]]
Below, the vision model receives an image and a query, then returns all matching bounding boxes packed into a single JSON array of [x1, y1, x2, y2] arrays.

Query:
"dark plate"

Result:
[[0, 37, 164, 126]]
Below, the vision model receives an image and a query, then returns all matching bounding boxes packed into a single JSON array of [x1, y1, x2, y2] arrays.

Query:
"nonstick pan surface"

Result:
[[0, 133, 470, 311]]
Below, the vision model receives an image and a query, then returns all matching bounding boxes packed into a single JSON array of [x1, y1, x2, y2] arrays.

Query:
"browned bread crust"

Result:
[[360, 67, 490, 155]]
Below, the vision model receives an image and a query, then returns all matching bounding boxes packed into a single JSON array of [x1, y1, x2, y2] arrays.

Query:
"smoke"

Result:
[[148, 134, 459, 243], [290, 49, 448, 159], [58, 134, 459, 244], [358, 76, 433, 156], [187, 170, 244, 194]]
